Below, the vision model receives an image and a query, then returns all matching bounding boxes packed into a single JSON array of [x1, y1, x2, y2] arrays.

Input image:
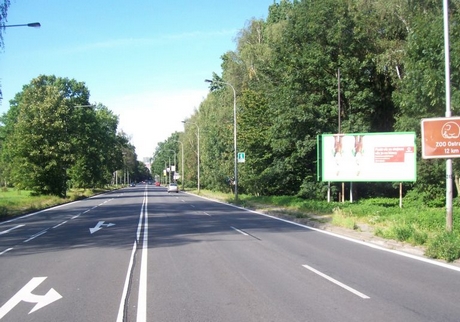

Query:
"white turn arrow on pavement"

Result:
[[89, 221, 115, 234], [0, 277, 62, 319]]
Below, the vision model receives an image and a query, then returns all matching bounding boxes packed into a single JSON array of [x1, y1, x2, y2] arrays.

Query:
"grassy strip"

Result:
[[191, 190, 460, 263], [0, 187, 117, 220]]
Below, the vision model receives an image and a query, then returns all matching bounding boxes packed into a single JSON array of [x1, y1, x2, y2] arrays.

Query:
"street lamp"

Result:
[[205, 79, 238, 202], [167, 149, 176, 183], [3, 22, 41, 28], [182, 121, 200, 192], [175, 140, 185, 191]]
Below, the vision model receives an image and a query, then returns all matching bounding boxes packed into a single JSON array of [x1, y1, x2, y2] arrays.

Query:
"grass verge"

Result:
[[190, 190, 460, 263]]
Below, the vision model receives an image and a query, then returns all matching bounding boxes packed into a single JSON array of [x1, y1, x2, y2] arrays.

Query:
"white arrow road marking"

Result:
[[0, 277, 62, 319], [0, 224, 25, 235], [89, 221, 115, 234]]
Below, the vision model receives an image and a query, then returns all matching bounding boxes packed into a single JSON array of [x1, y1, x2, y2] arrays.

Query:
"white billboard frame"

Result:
[[318, 132, 417, 182]]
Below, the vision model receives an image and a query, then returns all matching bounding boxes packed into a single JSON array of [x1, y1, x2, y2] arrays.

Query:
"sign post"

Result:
[[421, 117, 459, 231]]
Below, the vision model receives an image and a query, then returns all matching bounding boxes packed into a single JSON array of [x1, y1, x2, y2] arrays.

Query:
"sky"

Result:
[[0, 0, 276, 161]]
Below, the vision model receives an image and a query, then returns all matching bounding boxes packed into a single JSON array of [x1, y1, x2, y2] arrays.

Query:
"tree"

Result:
[[0, 75, 126, 196], [5, 78, 77, 196], [67, 104, 121, 188], [0, 0, 10, 48]]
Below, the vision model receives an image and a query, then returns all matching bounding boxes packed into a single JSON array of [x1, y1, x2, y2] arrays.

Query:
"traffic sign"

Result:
[[237, 152, 245, 163], [421, 117, 460, 159]]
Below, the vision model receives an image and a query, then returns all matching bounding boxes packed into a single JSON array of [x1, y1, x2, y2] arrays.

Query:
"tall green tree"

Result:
[[5, 76, 86, 196], [0, 75, 126, 196]]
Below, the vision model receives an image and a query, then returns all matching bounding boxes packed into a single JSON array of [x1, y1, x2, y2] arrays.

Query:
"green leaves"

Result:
[[0, 75, 124, 196], [159, 0, 460, 203]]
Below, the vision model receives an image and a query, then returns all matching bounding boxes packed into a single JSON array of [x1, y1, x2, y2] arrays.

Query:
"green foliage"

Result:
[[426, 232, 460, 262], [158, 0, 460, 207], [0, 0, 11, 49], [332, 207, 358, 230], [0, 75, 127, 196]]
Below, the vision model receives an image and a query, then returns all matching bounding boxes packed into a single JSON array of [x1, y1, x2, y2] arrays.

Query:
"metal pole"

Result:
[[168, 150, 176, 182], [197, 127, 200, 192], [230, 84, 238, 202], [176, 141, 184, 191], [183, 122, 200, 192], [338, 68, 344, 203], [338, 68, 341, 134], [444, 0, 453, 231], [4, 22, 41, 28], [206, 80, 238, 201]]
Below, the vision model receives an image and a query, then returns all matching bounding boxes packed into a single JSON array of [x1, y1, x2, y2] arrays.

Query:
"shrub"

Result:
[[332, 207, 358, 230], [393, 224, 414, 242], [425, 232, 460, 262]]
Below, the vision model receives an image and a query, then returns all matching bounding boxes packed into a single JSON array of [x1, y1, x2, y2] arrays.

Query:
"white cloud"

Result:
[[103, 89, 208, 160]]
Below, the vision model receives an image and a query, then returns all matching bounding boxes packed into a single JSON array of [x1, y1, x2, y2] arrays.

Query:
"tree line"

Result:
[[0, 75, 150, 197], [0, 4, 151, 197], [152, 0, 460, 204]]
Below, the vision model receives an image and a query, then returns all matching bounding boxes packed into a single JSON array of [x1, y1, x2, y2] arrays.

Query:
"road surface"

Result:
[[0, 184, 459, 321]]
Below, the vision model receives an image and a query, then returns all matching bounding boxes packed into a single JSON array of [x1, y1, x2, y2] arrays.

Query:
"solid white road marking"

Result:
[[117, 188, 149, 322], [0, 277, 62, 319], [302, 264, 370, 299], [116, 240, 138, 322], [137, 190, 149, 321], [188, 193, 460, 273], [0, 224, 25, 235]]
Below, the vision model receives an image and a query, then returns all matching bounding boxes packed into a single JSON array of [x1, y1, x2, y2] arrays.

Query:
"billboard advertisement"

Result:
[[318, 132, 416, 182]]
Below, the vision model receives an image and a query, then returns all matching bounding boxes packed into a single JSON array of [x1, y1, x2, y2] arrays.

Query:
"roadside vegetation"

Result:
[[192, 190, 460, 263], [146, 1, 460, 264], [0, 187, 117, 219]]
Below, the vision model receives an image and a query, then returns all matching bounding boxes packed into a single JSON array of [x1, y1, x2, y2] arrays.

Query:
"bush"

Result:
[[332, 207, 358, 230], [425, 232, 460, 262]]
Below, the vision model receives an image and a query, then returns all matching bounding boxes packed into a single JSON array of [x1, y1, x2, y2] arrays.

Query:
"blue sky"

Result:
[[1, 0, 276, 161]]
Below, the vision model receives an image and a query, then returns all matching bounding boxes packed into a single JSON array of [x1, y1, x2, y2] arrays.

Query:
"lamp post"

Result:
[[182, 121, 200, 192], [167, 149, 177, 183], [0, 22, 41, 103], [3, 22, 41, 28], [175, 140, 184, 191], [205, 79, 238, 202]]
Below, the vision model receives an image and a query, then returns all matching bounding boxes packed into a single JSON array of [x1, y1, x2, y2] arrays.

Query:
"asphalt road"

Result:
[[0, 184, 459, 322]]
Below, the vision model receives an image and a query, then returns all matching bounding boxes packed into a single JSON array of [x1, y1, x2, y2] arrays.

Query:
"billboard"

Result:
[[318, 132, 416, 182]]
